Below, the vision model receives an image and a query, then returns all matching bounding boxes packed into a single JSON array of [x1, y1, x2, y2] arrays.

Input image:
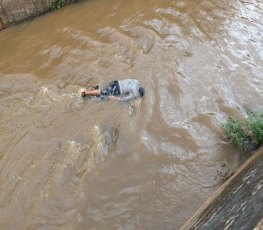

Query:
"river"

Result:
[[0, 0, 263, 229]]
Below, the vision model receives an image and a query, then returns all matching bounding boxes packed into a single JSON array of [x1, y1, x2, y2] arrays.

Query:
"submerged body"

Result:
[[81, 79, 145, 102]]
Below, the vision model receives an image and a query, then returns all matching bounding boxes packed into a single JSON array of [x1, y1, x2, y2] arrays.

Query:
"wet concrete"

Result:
[[180, 147, 263, 230], [254, 218, 263, 230], [0, 0, 78, 28]]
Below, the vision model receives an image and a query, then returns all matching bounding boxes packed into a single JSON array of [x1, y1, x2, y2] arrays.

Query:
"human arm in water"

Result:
[[108, 95, 121, 101], [81, 89, 137, 102], [108, 93, 135, 101], [81, 89, 119, 99], [81, 89, 101, 97], [109, 95, 141, 108]]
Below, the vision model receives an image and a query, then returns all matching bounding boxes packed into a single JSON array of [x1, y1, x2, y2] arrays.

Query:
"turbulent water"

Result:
[[0, 0, 263, 229]]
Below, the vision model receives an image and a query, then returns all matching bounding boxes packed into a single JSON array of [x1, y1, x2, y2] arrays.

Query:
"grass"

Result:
[[223, 107, 263, 152], [248, 113, 263, 145], [51, 0, 66, 10], [223, 118, 246, 147]]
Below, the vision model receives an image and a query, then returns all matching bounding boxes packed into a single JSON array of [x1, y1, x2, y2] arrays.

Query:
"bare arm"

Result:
[[109, 94, 135, 102], [81, 89, 101, 97], [119, 93, 135, 102], [108, 95, 121, 101]]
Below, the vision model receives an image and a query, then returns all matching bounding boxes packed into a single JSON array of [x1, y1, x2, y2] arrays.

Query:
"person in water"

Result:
[[81, 79, 145, 102]]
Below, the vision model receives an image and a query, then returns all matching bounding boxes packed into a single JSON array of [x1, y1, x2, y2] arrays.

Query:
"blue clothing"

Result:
[[101, 81, 120, 96], [101, 79, 141, 102]]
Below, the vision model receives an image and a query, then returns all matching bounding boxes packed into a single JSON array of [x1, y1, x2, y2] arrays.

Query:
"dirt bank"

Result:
[[0, 0, 78, 29]]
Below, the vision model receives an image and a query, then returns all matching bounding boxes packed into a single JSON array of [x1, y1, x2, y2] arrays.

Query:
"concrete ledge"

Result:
[[254, 218, 263, 230], [0, 0, 78, 29], [180, 147, 263, 230]]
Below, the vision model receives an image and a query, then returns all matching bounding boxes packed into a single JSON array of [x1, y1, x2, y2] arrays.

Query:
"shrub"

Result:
[[223, 107, 263, 151], [223, 118, 246, 147], [51, 0, 66, 10], [248, 113, 263, 145]]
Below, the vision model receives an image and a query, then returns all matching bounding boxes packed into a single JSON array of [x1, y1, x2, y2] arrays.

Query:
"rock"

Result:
[[0, 0, 79, 29]]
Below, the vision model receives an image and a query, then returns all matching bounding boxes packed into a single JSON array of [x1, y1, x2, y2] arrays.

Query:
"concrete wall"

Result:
[[0, 0, 78, 29], [254, 218, 263, 230], [180, 147, 263, 230]]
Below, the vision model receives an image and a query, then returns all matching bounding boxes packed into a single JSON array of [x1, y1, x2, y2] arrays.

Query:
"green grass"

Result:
[[248, 113, 263, 145], [223, 107, 263, 151], [51, 0, 66, 10], [223, 118, 246, 147]]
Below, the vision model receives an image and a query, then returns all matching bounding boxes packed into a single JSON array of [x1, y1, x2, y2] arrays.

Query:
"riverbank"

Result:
[[0, 0, 79, 29], [180, 147, 263, 229]]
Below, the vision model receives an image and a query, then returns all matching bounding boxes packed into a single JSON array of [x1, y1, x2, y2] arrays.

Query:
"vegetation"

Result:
[[223, 107, 263, 152], [51, 0, 66, 10], [223, 118, 246, 147]]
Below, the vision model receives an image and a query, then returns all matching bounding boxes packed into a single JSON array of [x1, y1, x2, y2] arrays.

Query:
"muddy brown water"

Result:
[[0, 0, 263, 229]]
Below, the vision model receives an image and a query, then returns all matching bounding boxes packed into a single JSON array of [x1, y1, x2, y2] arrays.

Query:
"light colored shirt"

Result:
[[118, 79, 140, 101]]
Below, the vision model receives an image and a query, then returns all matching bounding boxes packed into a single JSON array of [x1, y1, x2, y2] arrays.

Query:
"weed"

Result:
[[51, 0, 66, 10], [223, 107, 263, 152], [223, 118, 246, 147], [248, 112, 263, 145]]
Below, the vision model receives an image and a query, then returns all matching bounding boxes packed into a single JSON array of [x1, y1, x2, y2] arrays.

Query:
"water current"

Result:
[[0, 0, 263, 229]]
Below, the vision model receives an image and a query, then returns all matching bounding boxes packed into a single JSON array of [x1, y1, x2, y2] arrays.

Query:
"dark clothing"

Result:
[[101, 81, 121, 96], [101, 79, 141, 102]]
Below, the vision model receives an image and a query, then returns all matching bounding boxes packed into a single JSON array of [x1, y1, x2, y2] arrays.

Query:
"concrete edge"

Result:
[[254, 218, 263, 230], [180, 146, 263, 229], [0, 0, 81, 30]]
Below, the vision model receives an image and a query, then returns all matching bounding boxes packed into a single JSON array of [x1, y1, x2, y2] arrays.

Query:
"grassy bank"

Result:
[[223, 107, 263, 153]]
